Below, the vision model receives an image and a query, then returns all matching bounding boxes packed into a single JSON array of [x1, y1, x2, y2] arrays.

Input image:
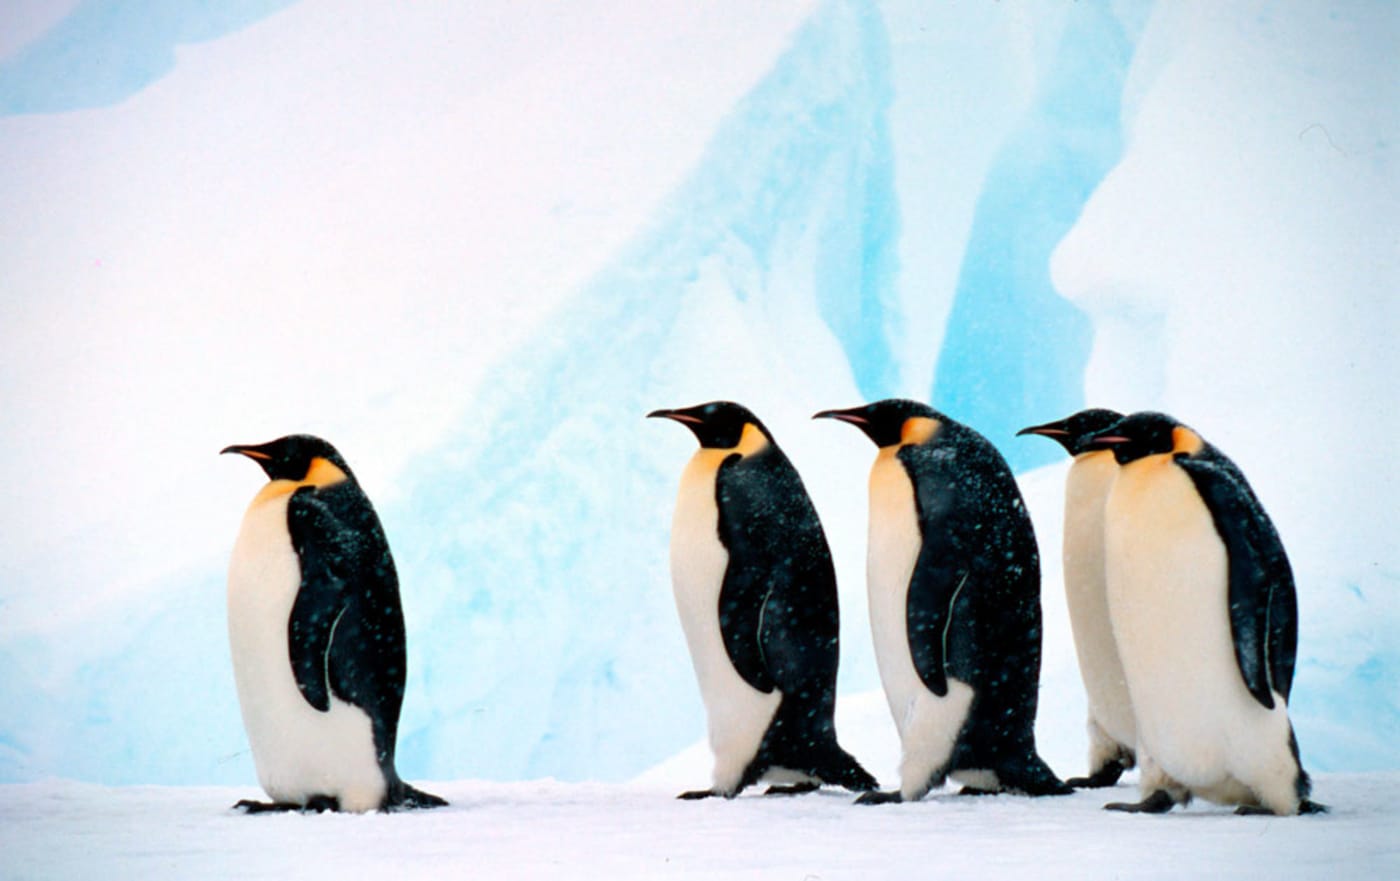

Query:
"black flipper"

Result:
[[713, 443, 875, 794], [285, 487, 351, 713], [1178, 446, 1297, 709], [713, 452, 779, 695], [285, 481, 446, 809], [896, 444, 973, 698]]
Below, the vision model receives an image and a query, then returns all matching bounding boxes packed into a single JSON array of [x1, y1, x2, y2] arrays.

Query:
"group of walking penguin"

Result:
[[652, 400, 1325, 815], [217, 398, 1322, 817]]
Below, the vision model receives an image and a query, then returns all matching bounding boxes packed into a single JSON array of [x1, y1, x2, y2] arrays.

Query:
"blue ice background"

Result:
[[0, 0, 299, 115], [933, 1, 1135, 471], [0, 0, 1395, 785]]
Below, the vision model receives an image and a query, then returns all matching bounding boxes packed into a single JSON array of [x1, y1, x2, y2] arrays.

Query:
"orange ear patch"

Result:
[[1171, 426, 1205, 456], [900, 416, 941, 447]]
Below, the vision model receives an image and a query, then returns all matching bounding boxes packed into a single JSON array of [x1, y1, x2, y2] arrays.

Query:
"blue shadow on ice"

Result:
[[0, 0, 300, 116], [931, 0, 1144, 472]]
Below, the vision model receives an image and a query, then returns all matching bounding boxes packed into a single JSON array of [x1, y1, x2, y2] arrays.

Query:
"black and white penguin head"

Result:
[[221, 434, 356, 483], [647, 401, 773, 450], [813, 399, 944, 448], [1085, 411, 1198, 465], [1017, 408, 1125, 456]]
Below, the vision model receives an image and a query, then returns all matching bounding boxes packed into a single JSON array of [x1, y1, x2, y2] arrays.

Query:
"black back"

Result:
[[1176, 444, 1298, 708], [898, 418, 1045, 764], [285, 480, 408, 781], [713, 443, 841, 700]]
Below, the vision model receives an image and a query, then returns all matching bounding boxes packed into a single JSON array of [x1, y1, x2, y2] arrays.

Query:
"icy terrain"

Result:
[[2, 738, 1396, 880], [0, 0, 1396, 821]]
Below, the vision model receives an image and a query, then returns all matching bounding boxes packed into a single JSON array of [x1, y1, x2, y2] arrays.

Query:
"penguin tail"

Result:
[[384, 780, 449, 811], [1000, 752, 1073, 797], [813, 744, 879, 793]]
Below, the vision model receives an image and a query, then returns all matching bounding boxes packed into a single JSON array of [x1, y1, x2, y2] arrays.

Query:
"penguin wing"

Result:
[[715, 449, 840, 695], [898, 444, 976, 698], [285, 487, 354, 712], [1178, 449, 1298, 708]]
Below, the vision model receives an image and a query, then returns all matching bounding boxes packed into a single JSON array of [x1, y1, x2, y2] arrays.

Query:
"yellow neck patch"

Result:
[[733, 422, 769, 457], [1171, 426, 1205, 456], [899, 416, 940, 447], [250, 456, 349, 506]]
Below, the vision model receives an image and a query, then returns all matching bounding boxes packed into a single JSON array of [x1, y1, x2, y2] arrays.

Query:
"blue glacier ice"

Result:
[[0, 0, 1395, 788], [931, 1, 1146, 472], [0, 0, 300, 115]]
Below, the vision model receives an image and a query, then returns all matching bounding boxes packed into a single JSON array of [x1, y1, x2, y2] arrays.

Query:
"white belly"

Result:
[[868, 451, 973, 799], [1105, 457, 1295, 807], [226, 491, 387, 812], [669, 451, 781, 794], [1062, 451, 1136, 748]]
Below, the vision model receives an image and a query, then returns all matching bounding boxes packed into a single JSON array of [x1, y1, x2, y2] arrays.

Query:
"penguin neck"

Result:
[[250, 456, 351, 508], [872, 416, 941, 465]]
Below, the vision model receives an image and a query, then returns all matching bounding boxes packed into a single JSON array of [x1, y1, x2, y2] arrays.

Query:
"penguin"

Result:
[[1086, 412, 1324, 815], [222, 434, 446, 813], [648, 401, 877, 799], [816, 400, 1070, 804], [1017, 409, 1137, 788]]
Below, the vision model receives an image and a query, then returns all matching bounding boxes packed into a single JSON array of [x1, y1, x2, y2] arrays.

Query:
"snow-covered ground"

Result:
[[2, 0, 1395, 842], [3, 750, 1394, 880]]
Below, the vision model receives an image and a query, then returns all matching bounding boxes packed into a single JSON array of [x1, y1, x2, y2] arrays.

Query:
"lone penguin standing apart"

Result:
[[1018, 409, 1138, 787], [649, 401, 877, 799], [1087, 412, 1325, 815], [816, 400, 1069, 803], [223, 435, 446, 813]]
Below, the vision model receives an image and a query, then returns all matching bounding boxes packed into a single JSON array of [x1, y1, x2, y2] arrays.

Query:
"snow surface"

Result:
[[0, 0, 1396, 802], [2, 747, 1396, 880]]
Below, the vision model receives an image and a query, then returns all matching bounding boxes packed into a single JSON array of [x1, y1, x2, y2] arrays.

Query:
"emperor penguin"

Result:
[[1086, 412, 1324, 815], [816, 400, 1070, 804], [649, 401, 877, 799], [1018, 409, 1138, 787], [222, 435, 446, 813]]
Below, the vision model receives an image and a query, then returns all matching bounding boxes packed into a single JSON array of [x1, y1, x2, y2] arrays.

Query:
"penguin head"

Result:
[[1017, 408, 1125, 456], [221, 434, 355, 483], [1085, 411, 1193, 465], [813, 399, 943, 448], [647, 401, 772, 450]]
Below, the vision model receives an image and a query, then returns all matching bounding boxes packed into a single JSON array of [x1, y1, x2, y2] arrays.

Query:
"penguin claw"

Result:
[[677, 789, 719, 800], [854, 790, 903, 806], [233, 797, 338, 814], [1105, 790, 1177, 814], [1235, 799, 1330, 817], [1067, 763, 1127, 789]]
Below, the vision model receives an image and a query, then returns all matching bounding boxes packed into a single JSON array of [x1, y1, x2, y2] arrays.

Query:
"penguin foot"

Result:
[[1235, 799, 1330, 817], [233, 796, 340, 814], [957, 786, 1001, 797], [392, 785, 448, 811], [1067, 763, 1127, 789], [677, 788, 730, 800], [764, 782, 821, 796], [1105, 790, 1177, 814], [854, 790, 903, 806], [998, 755, 1074, 796]]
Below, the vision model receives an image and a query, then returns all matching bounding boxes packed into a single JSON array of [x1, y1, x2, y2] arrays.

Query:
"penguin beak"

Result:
[[1016, 422, 1070, 438], [1084, 433, 1131, 449], [812, 408, 869, 426], [647, 409, 704, 425], [220, 444, 272, 460]]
